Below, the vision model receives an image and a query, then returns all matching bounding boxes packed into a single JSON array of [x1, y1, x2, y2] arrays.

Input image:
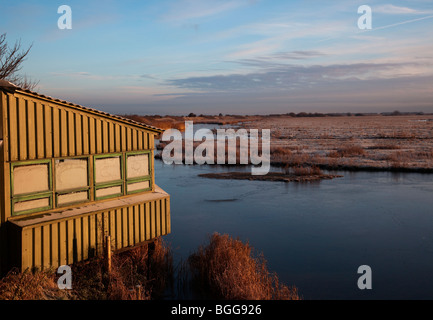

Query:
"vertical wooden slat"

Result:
[[89, 214, 96, 256], [150, 202, 156, 239], [116, 209, 122, 250], [51, 223, 58, 267], [156, 200, 161, 237], [60, 109, 68, 157], [89, 117, 96, 155], [42, 225, 51, 269], [161, 199, 166, 235], [27, 101, 36, 159], [52, 107, 60, 157], [68, 111, 75, 156], [115, 124, 120, 152], [18, 98, 28, 160], [103, 211, 109, 237], [128, 207, 133, 246], [121, 126, 126, 152], [139, 203, 145, 243], [82, 217, 89, 260], [96, 213, 103, 256], [67, 220, 74, 264], [166, 198, 171, 234], [21, 229, 33, 271], [59, 221, 67, 266], [8, 96, 18, 161], [133, 205, 140, 245], [121, 208, 128, 247], [102, 121, 108, 153], [109, 210, 115, 242], [82, 115, 89, 155], [44, 105, 53, 158], [109, 122, 115, 153], [149, 133, 154, 149], [74, 218, 82, 262], [3, 93, 10, 161], [36, 102, 45, 159], [96, 119, 102, 154], [33, 227, 41, 269], [126, 127, 132, 150], [138, 131, 143, 150], [143, 132, 149, 150], [145, 202, 151, 240], [75, 113, 82, 156], [132, 129, 138, 150]]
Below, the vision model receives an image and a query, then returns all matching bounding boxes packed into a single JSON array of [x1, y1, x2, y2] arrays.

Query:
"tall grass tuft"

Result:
[[0, 268, 68, 300], [188, 233, 300, 300]]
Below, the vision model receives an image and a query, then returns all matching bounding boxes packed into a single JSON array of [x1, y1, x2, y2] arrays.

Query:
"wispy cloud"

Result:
[[50, 72, 152, 82], [225, 19, 347, 59], [374, 4, 433, 15], [166, 62, 424, 92], [231, 50, 327, 69]]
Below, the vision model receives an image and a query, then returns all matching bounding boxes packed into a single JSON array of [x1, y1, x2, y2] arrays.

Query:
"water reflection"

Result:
[[155, 160, 433, 300]]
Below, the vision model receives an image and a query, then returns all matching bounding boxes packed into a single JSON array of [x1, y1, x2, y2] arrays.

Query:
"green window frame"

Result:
[[93, 153, 124, 200], [54, 156, 91, 207], [10, 160, 53, 216], [125, 150, 152, 195], [9, 150, 154, 217]]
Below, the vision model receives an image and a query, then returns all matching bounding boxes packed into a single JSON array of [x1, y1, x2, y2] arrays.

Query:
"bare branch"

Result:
[[0, 33, 37, 89]]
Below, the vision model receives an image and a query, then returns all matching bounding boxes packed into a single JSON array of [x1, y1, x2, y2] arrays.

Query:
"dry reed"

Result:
[[328, 145, 365, 158], [0, 237, 172, 300], [188, 233, 300, 300], [0, 268, 68, 300]]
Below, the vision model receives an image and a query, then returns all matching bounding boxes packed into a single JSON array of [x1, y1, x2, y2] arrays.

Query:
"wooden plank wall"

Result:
[[3, 92, 154, 163], [19, 196, 170, 271]]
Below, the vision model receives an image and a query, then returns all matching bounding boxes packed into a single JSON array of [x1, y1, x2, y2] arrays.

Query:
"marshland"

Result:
[[148, 112, 433, 299], [2, 113, 432, 300]]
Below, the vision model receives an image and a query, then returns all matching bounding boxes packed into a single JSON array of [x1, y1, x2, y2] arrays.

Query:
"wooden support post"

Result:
[[135, 285, 142, 299], [105, 235, 111, 273]]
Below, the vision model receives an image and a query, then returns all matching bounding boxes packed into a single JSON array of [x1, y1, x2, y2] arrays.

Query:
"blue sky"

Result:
[[1, 0, 433, 115]]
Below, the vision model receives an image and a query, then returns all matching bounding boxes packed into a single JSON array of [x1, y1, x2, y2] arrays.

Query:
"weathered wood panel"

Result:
[[3, 92, 155, 163], [13, 192, 170, 271]]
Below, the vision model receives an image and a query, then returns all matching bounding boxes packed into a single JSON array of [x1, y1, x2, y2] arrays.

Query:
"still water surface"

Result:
[[155, 160, 433, 299]]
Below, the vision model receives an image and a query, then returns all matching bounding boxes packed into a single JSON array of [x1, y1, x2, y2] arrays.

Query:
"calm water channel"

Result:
[[155, 159, 433, 300]]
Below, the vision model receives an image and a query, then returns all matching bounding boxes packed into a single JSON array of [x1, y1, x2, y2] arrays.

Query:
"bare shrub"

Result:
[[328, 145, 365, 158], [287, 152, 311, 166], [385, 151, 412, 163], [415, 150, 433, 159], [108, 237, 172, 300], [188, 233, 300, 300], [270, 146, 292, 162], [328, 150, 341, 158], [291, 165, 322, 176]]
